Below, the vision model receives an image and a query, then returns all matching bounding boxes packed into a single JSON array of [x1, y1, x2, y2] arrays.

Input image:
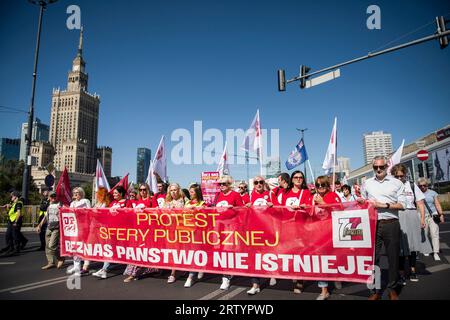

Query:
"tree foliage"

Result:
[[0, 158, 41, 205]]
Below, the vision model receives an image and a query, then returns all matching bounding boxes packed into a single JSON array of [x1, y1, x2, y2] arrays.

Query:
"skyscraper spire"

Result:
[[77, 26, 83, 57]]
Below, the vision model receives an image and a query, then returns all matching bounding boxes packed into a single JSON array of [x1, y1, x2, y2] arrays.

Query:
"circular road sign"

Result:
[[416, 149, 429, 162]]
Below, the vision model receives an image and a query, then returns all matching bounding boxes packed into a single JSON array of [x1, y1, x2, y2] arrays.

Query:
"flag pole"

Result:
[[332, 117, 337, 192], [258, 110, 263, 176], [307, 159, 315, 183]]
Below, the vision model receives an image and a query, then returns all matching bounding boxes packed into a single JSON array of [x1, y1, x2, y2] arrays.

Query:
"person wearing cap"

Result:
[[0, 191, 28, 256], [38, 192, 65, 270]]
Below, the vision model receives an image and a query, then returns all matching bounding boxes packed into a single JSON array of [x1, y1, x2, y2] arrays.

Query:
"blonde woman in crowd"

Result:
[[67, 187, 91, 276], [417, 177, 445, 261], [184, 183, 206, 288], [165, 183, 186, 283]]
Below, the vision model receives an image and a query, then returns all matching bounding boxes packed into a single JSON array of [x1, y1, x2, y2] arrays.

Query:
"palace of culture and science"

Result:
[[31, 28, 112, 191]]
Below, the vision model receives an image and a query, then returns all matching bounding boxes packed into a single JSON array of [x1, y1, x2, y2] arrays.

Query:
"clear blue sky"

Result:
[[1, 0, 449, 186]]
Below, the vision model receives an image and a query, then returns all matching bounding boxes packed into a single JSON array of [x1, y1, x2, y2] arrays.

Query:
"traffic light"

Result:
[[278, 69, 286, 91], [436, 16, 448, 49], [300, 65, 311, 89]]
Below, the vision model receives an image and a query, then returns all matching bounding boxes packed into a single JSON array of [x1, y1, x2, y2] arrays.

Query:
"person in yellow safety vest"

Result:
[[0, 191, 28, 256], [37, 190, 50, 251]]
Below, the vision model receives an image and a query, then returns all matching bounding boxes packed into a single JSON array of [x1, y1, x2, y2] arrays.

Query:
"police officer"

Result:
[[37, 190, 50, 251], [1, 191, 28, 256]]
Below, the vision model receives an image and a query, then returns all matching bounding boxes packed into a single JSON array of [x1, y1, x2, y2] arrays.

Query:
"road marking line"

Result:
[[198, 289, 225, 300], [0, 262, 16, 265], [441, 243, 450, 249], [0, 276, 69, 293], [218, 287, 246, 300], [439, 231, 450, 234], [11, 279, 68, 293], [426, 264, 450, 273]]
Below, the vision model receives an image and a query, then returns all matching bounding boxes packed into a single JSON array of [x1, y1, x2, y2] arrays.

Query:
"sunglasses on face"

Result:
[[139, 189, 147, 192], [315, 183, 327, 188], [373, 165, 386, 171], [218, 182, 228, 186], [419, 184, 427, 188], [394, 175, 405, 179], [254, 180, 264, 185], [293, 176, 303, 180]]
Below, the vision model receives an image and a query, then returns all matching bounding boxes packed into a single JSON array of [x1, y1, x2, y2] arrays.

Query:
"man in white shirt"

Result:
[[360, 156, 407, 300]]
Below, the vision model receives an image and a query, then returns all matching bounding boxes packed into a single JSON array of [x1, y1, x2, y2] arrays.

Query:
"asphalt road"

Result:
[[1, 220, 450, 301]]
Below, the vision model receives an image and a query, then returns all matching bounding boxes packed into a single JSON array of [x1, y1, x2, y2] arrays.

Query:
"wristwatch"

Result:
[[385, 203, 390, 209]]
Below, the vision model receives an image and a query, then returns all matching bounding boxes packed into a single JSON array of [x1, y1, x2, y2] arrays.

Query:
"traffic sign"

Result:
[[416, 149, 429, 161], [45, 174, 55, 188]]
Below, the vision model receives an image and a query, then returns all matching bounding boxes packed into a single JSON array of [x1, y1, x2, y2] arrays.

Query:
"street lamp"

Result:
[[22, 0, 58, 203]]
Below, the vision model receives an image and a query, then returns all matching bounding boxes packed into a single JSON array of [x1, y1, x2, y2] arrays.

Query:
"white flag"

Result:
[[153, 135, 167, 182], [241, 109, 262, 154], [322, 117, 337, 174], [217, 141, 230, 176], [146, 159, 158, 193], [387, 139, 405, 174], [95, 159, 110, 192]]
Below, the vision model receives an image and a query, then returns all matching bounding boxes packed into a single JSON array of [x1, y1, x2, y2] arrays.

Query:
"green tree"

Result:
[[0, 158, 41, 205], [82, 182, 93, 203]]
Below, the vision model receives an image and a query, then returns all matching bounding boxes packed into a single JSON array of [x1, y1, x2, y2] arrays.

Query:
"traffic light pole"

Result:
[[279, 18, 450, 90]]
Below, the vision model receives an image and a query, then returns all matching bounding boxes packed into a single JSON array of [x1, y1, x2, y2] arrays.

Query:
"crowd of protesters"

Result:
[[0, 155, 446, 300]]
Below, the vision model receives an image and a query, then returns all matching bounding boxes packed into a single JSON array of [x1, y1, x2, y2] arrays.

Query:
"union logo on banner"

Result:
[[332, 209, 372, 248], [62, 212, 78, 237]]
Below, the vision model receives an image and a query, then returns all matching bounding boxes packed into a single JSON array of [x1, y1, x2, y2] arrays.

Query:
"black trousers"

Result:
[[374, 219, 400, 293], [6, 218, 25, 251], [38, 215, 47, 248]]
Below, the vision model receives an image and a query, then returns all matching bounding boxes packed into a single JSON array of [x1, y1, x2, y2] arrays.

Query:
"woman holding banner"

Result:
[[246, 175, 274, 295], [165, 183, 186, 284], [92, 186, 128, 279], [214, 175, 244, 290], [123, 183, 157, 283], [67, 187, 91, 276], [281, 171, 311, 294], [312, 176, 342, 300], [184, 184, 206, 288]]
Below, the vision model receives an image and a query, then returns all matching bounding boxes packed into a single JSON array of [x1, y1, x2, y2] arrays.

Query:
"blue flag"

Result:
[[285, 139, 308, 170]]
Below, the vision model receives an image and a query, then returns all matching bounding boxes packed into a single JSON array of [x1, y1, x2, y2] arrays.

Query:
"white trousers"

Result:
[[424, 215, 440, 253]]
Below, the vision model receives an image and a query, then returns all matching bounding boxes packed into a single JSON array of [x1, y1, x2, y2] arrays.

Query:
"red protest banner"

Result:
[[201, 171, 220, 206], [59, 202, 377, 283]]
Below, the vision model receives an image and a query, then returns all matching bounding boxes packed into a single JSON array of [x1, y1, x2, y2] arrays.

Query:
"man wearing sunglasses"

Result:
[[359, 156, 407, 300]]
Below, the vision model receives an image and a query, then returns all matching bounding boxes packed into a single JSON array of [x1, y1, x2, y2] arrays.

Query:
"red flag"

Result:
[[109, 173, 129, 196], [55, 167, 72, 207]]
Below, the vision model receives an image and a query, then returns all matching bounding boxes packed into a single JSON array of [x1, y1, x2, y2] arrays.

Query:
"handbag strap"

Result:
[[423, 196, 434, 215]]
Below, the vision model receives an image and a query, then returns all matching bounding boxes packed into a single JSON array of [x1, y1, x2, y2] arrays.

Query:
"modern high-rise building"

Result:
[[49, 28, 101, 174], [96, 146, 112, 178], [136, 148, 151, 184], [0, 138, 20, 161], [19, 118, 50, 161], [363, 131, 393, 164]]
